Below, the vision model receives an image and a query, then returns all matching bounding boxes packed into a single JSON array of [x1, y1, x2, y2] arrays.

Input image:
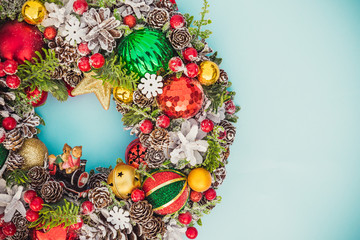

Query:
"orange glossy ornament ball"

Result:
[[198, 61, 220, 86], [22, 1, 46, 25], [187, 168, 212, 192]]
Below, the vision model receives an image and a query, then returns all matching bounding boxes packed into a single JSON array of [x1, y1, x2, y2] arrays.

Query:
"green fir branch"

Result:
[[185, 0, 212, 40], [135, 163, 154, 183], [118, 103, 159, 127], [203, 82, 231, 113], [89, 0, 117, 8], [5, 169, 30, 187], [184, 196, 222, 223]]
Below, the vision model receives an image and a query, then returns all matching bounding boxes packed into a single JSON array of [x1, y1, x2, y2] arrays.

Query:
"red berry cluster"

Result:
[[24, 190, 44, 223], [0, 59, 21, 90], [0, 214, 16, 238], [140, 115, 171, 134], [131, 189, 145, 202], [78, 53, 105, 72], [168, 47, 199, 78]]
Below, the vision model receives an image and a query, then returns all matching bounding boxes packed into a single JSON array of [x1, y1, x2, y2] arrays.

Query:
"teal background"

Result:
[[36, 0, 360, 239]]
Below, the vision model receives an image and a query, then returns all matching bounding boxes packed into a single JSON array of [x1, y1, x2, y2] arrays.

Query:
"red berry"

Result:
[[25, 87, 48, 107], [3, 60, 17, 75], [170, 15, 185, 29], [168, 57, 184, 72], [70, 218, 83, 230], [225, 100, 236, 114], [30, 197, 44, 212], [78, 42, 91, 56], [66, 83, 75, 97], [131, 189, 145, 202], [90, 53, 105, 69], [0, 128, 5, 143], [185, 63, 199, 78], [0, 230, 6, 240], [81, 201, 94, 215], [140, 119, 153, 134], [78, 57, 91, 72], [183, 48, 198, 62], [73, 0, 88, 15], [0, 214, 5, 227], [218, 129, 227, 140], [200, 119, 214, 133], [0, 63, 5, 77], [5, 75, 21, 89], [178, 212, 192, 225], [186, 227, 198, 239], [156, 115, 170, 128], [123, 15, 137, 28], [189, 191, 202, 203], [24, 190, 37, 204], [204, 188, 217, 201], [2, 222, 16, 237], [26, 209, 39, 222], [2, 117, 17, 131], [43, 26, 57, 40]]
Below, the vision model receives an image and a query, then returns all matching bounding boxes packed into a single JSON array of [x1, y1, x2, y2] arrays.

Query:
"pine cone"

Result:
[[48, 37, 80, 66], [6, 151, 24, 171], [130, 200, 153, 224], [88, 173, 108, 189], [41, 181, 64, 203], [212, 166, 227, 188], [3, 128, 24, 151], [19, 110, 40, 138], [218, 120, 236, 146], [133, 90, 154, 108], [12, 212, 28, 232], [122, 224, 147, 240], [156, 0, 177, 12], [218, 69, 229, 85], [28, 166, 50, 189], [63, 69, 84, 87], [198, 197, 216, 210], [149, 128, 170, 150], [115, 100, 130, 115], [8, 228, 29, 240], [147, 8, 169, 29], [221, 148, 230, 164], [145, 147, 165, 168], [51, 65, 66, 80], [88, 187, 112, 209], [169, 28, 191, 50], [139, 132, 151, 148], [142, 217, 166, 240]]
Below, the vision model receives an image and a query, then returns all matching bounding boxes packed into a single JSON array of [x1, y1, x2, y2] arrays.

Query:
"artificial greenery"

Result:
[[203, 82, 232, 113], [136, 162, 155, 182], [184, 0, 212, 40], [5, 169, 29, 187], [89, 0, 117, 8], [0, 0, 26, 20], [29, 199, 80, 230], [201, 126, 226, 172], [184, 196, 222, 225], [226, 105, 241, 123], [93, 55, 139, 90], [120, 102, 161, 126]]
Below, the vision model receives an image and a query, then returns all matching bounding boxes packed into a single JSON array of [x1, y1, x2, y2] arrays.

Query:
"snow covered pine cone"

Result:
[[133, 90, 154, 108], [149, 128, 170, 150], [27, 166, 50, 189], [40, 181, 64, 203], [130, 200, 153, 224], [5, 151, 24, 171], [147, 8, 169, 29], [218, 120, 236, 146], [88, 173, 108, 189], [63, 69, 84, 88], [2, 128, 24, 151], [88, 186, 112, 209], [48, 36, 80, 67], [169, 27, 191, 50], [142, 216, 166, 240], [144, 147, 166, 168]]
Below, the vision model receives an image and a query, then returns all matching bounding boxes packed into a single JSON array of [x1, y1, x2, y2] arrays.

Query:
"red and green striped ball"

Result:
[[142, 169, 189, 215]]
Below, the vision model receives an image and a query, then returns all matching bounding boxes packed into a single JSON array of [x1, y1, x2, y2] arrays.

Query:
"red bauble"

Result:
[[131, 189, 145, 202], [189, 191, 202, 202], [30, 197, 44, 212], [0, 230, 6, 240], [0, 63, 5, 77], [70, 218, 83, 230], [140, 119, 153, 134], [200, 119, 214, 133], [26, 209, 39, 222], [78, 57, 91, 72], [2, 222, 16, 237], [25, 87, 48, 107], [73, 0, 88, 14], [178, 212, 192, 225], [185, 63, 199, 78], [125, 138, 147, 168], [5, 75, 21, 89], [2, 117, 16, 131], [0, 21, 45, 64], [24, 189, 37, 203], [3, 60, 18, 75], [156, 115, 170, 128], [225, 100, 236, 114], [204, 188, 217, 201], [157, 75, 204, 119], [168, 57, 184, 72], [186, 227, 198, 239], [90, 53, 105, 69], [0, 128, 5, 143], [170, 15, 185, 29], [123, 15, 137, 28], [77, 42, 91, 56], [183, 48, 198, 62], [218, 129, 227, 140], [81, 201, 95, 215], [32, 226, 68, 240], [44, 26, 57, 40]]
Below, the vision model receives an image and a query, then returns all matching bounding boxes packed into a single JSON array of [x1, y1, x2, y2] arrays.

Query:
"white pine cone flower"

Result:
[[42, 0, 75, 28], [138, 73, 163, 98]]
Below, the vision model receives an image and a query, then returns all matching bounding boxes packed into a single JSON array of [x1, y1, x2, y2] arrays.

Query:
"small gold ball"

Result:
[[198, 61, 220, 86], [113, 87, 133, 103], [18, 138, 48, 171], [22, 0, 46, 25]]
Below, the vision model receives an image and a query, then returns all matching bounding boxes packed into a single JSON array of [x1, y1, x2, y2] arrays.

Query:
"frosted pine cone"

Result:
[[147, 8, 169, 29], [41, 181, 64, 203], [48, 37, 80, 66], [51, 65, 66, 80], [156, 0, 177, 12], [133, 90, 154, 108], [88, 187, 112, 209], [88, 173, 107, 189], [6, 151, 24, 171], [143, 217, 166, 240], [218, 120, 236, 146], [169, 28, 191, 50], [121, 224, 147, 240], [149, 128, 170, 150], [27, 166, 50, 189], [212, 166, 227, 188], [218, 69, 229, 85], [12, 212, 28, 232], [221, 148, 230, 164], [145, 148, 165, 168], [116, 0, 154, 18], [139, 132, 151, 148], [115, 100, 130, 115], [3, 128, 24, 151], [130, 200, 153, 224], [63, 69, 84, 87], [8, 228, 29, 240], [18, 110, 40, 138]]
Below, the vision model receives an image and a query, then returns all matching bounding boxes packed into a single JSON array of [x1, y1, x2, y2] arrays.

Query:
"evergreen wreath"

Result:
[[0, 0, 239, 239]]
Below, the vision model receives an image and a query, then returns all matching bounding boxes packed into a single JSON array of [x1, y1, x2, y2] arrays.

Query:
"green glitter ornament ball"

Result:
[[0, 144, 9, 169], [142, 169, 189, 215], [118, 28, 175, 76]]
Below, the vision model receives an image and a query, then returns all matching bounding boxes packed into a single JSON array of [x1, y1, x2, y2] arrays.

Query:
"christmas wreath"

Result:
[[0, 0, 239, 239]]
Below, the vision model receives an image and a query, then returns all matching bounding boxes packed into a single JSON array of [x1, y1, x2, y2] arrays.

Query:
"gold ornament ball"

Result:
[[107, 162, 141, 199], [18, 138, 48, 171], [198, 61, 220, 86], [22, 0, 46, 25], [113, 87, 133, 103]]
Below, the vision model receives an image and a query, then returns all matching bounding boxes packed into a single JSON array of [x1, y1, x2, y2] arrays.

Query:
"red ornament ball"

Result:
[[25, 87, 48, 107], [30, 197, 44, 212], [3, 60, 18, 75], [186, 227, 198, 239], [0, 230, 6, 240], [32, 226, 68, 240], [140, 119, 153, 134], [170, 14, 185, 29], [218, 129, 227, 140], [157, 75, 204, 119], [70, 218, 83, 230], [5, 75, 20, 89], [189, 191, 202, 202], [24, 189, 37, 203], [168, 57, 184, 72], [78, 57, 91, 72], [0, 63, 5, 77], [225, 100, 236, 114], [73, 0, 88, 15], [2, 117, 16, 131], [81, 201, 94, 215], [125, 138, 147, 168], [178, 212, 192, 225], [78, 42, 91, 56], [43, 26, 57, 40], [0, 21, 45, 64], [200, 119, 214, 133], [123, 15, 137, 29], [204, 188, 217, 201], [183, 47, 198, 62], [131, 189, 145, 202], [185, 63, 199, 78], [156, 115, 170, 128], [0, 128, 6, 143], [1, 222, 16, 237], [26, 209, 39, 222], [90, 53, 105, 69]]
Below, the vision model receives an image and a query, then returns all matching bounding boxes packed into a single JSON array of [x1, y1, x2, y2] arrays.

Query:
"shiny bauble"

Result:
[[187, 168, 212, 192], [198, 61, 220, 86], [157, 75, 204, 119], [17, 138, 48, 171], [32, 226, 68, 240], [142, 169, 189, 215], [107, 162, 141, 199], [0, 21, 45, 64], [22, 0, 46, 25], [0, 145, 9, 170], [113, 87, 133, 103], [118, 28, 175, 76], [25, 87, 48, 107], [125, 138, 147, 168]]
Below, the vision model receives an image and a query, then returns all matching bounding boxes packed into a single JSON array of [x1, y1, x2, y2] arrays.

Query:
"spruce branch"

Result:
[[201, 126, 226, 172], [118, 102, 159, 126], [5, 169, 30, 187], [185, 0, 212, 40], [203, 82, 231, 113]]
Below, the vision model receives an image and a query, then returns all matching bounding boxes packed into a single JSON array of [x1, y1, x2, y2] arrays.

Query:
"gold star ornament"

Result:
[[71, 72, 112, 110]]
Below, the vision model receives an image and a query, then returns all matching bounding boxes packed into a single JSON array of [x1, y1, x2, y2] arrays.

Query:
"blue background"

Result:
[[36, 0, 360, 239]]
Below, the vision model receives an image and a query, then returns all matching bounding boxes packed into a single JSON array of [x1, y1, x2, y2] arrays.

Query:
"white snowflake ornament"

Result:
[[60, 16, 88, 45], [138, 73, 163, 98], [106, 206, 132, 230]]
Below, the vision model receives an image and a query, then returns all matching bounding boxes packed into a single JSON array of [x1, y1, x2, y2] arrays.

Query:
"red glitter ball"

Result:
[[125, 138, 147, 168], [157, 75, 204, 119]]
